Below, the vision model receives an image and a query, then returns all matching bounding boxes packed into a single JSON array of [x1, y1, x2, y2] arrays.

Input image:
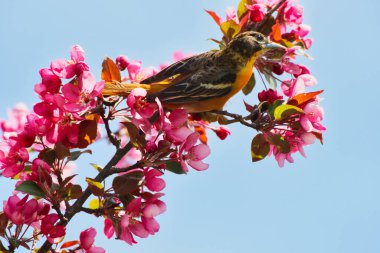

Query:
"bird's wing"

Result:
[[150, 71, 236, 104], [140, 50, 219, 84]]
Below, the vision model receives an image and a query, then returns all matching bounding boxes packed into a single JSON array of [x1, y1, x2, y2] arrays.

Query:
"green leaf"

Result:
[[242, 73, 256, 95], [16, 181, 45, 198], [263, 69, 277, 90], [68, 149, 92, 161], [220, 20, 241, 40], [274, 104, 304, 121], [113, 171, 144, 196], [268, 99, 284, 118], [251, 134, 270, 162], [267, 134, 291, 154], [237, 0, 251, 19], [165, 161, 185, 174], [90, 163, 103, 172]]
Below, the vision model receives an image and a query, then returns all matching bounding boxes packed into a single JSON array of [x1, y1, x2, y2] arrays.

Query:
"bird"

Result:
[[102, 31, 285, 113]]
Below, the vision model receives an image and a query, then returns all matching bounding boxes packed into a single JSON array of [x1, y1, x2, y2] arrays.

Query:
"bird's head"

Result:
[[227, 31, 286, 60]]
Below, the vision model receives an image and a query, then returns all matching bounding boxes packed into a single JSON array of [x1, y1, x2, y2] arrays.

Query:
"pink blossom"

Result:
[[247, 4, 266, 23], [3, 195, 49, 225], [225, 7, 239, 23], [79, 227, 105, 253], [127, 60, 142, 82], [34, 68, 62, 97], [172, 51, 193, 62], [116, 55, 130, 71], [284, 4, 304, 26], [104, 218, 114, 239], [41, 214, 66, 244], [62, 71, 104, 114], [179, 132, 211, 172], [258, 89, 283, 103], [0, 139, 29, 178], [300, 101, 326, 133], [292, 24, 311, 38], [50, 45, 89, 79], [127, 88, 157, 133], [293, 64, 311, 78], [164, 109, 192, 144], [0, 103, 29, 139], [213, 126, 231, 140], [144, 168, 166, 192]]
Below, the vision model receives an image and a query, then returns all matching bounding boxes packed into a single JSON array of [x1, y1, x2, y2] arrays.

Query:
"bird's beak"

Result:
[[264, 42, 287, 51]]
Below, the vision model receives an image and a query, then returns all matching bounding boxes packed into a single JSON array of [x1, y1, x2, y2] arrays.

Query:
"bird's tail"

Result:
[[102, 82, 151, 96]]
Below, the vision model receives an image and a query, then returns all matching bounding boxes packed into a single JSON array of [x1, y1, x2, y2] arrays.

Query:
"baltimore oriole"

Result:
[[102, 31, 285, 113]]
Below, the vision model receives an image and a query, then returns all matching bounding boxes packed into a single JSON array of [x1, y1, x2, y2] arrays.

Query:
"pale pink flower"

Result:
[[292, 24, 311, 38], [300, 101, 326, 133], [179, 132, 211, 172], [127, 60, 142, 82], [284, 4, 304, 26], [0, 139, 29, 178]]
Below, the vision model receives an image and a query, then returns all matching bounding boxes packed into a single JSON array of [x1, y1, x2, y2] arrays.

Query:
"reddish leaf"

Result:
[[77, 117, 99, 149], [287, 90, 324, 107], [101, 57, 121, 83], [267, 134, 291, 154], [205, 9, 221, 25], [113, 171, 144, 196], [271, 20, 282, 42], [60, 240, 79, 249], [194, 126, 208, 144], [313, 132, 324, 145], [54, 142, 70, 160], [239, 13, 249, 28]]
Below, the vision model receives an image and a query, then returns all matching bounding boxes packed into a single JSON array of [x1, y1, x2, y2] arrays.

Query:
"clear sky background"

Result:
[[1, 0, 380, 252]]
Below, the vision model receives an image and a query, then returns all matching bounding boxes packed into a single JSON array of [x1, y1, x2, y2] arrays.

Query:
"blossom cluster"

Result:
[[0, 0, 324, 252], [206, 0, 325, 166]]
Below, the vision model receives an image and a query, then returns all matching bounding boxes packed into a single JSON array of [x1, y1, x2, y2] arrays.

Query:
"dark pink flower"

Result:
[[258, 89, 284, 103], [116, 55, 130, 71], [213, 126, 231, 140], [3, 195, 39, 225], [41, 214, 66, 244], [247, 4, 266, 23], [34, 68, 62, 97], [62, 71, 104, 114]]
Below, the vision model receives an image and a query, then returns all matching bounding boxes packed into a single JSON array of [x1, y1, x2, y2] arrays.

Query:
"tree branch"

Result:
[[211, 110, 260, 130], [37, 142, 133, 253]]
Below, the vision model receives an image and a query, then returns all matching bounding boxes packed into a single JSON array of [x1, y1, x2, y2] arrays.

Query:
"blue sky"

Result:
[[1, 0, 380, 252]]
